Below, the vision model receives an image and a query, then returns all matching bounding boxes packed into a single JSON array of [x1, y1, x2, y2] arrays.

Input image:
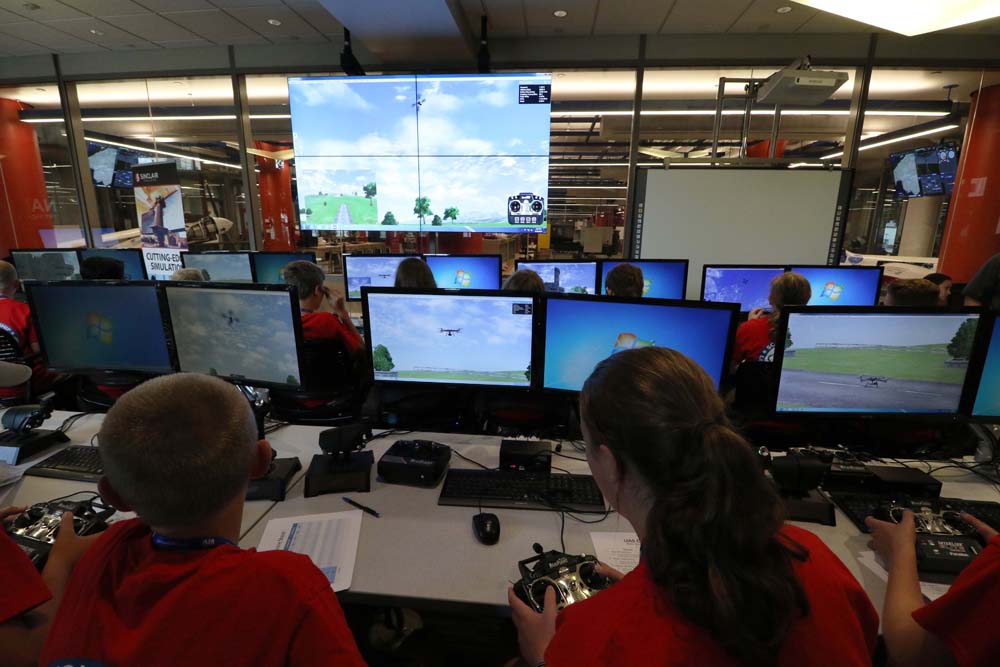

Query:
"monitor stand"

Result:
[[304, 451, 373, 497]]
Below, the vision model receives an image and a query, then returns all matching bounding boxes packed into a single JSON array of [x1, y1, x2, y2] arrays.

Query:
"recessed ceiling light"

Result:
[[776, 6, 793, 13], [791, 0, 1000, 36], [89, 29, 103, 36], [553, 9, 568, 18], [267, 18, 282, 26]]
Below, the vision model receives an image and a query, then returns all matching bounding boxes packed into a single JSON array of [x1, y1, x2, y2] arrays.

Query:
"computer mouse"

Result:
[[473, 512, 500, 545]]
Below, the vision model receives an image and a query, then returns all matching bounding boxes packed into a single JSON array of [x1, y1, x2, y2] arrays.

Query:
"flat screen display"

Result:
[[11, 250, 81, 281], [79, 248, 147, 280], [343, 255, 414, 300], [702, 265, 787, 312], [515, 261, 598, 294], [972, 317, 1000, 419], [889, 143, 960, 198], [789, 266, 883, 307], [251, 252, 317, 284], [181, 253, 253, 283], [599, 260, 688, 299], [425, 255, 501, 290]]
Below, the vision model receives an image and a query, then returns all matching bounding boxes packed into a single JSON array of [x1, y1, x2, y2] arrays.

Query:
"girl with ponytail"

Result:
[[731, 271, 812, 367], [509, 347, 878, 667]]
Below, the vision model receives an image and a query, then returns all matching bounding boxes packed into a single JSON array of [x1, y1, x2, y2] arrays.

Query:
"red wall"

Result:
[[0, 99, 54, 253]]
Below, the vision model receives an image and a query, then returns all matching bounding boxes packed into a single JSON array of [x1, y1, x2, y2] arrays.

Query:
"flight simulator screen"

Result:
[[599, 261, 687, 299], [11, 250, 81, 281], [288, 73, 551, 234], [516, 261, 598, 294], [789, 267, 882, 307], [702, 266, 787, 312], [542, 297, 734, 392], [165, 286, 302, 387], [973, 317, 1000, 419], [889, 143, 960, 199], [252, 252, 317, 285], [343, 255, 414, 300], [79, 249, 146, 280], [425, 255, 501, 290], [28, 284, 172, 373], [776, 312, 980, 414], [365, 291, 534, 387], [181, 253, 253, 283]]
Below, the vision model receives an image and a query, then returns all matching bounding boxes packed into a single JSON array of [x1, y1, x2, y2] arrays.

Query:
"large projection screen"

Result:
[[633, 169, 847, 299]]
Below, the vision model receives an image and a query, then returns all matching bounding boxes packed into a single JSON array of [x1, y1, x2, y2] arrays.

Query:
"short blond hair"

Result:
[[0, 261, 18, 292]]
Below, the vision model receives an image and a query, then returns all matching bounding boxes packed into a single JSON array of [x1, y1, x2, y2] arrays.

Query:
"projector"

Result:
[[756, 67, 848, 105]]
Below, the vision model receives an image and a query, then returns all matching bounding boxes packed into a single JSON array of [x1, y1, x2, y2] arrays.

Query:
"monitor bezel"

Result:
[[360, 286, 542, 391], [700, 264, 790, 310], [9, 248, 83, 282], [772, 305, 989, 419], [342, 253, 421, 302], [514, 258, 600, 295], [786, 264, 886, 307], [422, 253, 503, 292], [248, 250, 318, 284], [78, 247, 149, 280], [537, 292, 739, 394], [180, 250, 254, 282], [160, 281, 307, 389], [24, 280, 176, 376], [596, 258, 690, 298], [965, 311, 1000, 423]]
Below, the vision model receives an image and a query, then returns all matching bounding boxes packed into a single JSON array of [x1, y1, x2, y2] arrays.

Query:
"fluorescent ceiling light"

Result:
[[551, 162, 629, 167], [791, 0, 1000, 36], [788, 162, 825, 168], [548, 186, 628, 189], [551, 109, 947, 118], [821, 123, 959, 160], [22, 114, 290, 123], [85, 136, 242, 170]]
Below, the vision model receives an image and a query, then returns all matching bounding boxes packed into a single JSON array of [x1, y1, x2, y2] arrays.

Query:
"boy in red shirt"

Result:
[[40, 373, 366, 667], [731, 271, 812, 368], [867, 509, 1000, 667], [284, 260, 362, 353], [0, 260, 50, 399]]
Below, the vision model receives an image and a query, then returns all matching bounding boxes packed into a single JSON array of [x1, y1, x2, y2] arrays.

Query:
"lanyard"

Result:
[[151, 533, 235, 551]]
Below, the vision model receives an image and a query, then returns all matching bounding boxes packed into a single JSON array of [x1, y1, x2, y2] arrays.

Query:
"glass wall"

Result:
[[0, 83, 84, 252]]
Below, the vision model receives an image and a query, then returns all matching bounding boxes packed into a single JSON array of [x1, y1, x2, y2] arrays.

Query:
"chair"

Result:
[[0, 328, 36, 406], [269, 339, 367, 425], [731, 361, 778, 422]]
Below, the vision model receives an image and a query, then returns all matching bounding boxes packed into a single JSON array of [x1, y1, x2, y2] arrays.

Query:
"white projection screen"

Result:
[[632, 169, 848, 299]]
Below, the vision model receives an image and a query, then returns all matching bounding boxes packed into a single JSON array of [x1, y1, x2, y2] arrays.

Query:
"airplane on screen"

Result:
[[860, 375, 889, 388], [221, 310, 241, 328], [440, 328, 461, 336]]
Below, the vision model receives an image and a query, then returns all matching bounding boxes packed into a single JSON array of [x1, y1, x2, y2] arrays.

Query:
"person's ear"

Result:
[[250, 439, 273, 479], [592, 443, 624, 482], [98, 477, 132, 512]]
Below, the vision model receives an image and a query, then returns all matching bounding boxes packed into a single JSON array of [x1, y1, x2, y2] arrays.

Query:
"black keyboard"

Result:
[[827, 490, 1000, 534], [439, 469, 606, 513], [25, 446, 103, 483]]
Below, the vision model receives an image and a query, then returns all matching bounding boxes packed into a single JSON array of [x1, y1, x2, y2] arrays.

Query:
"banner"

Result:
[[133, 162, 187, 279]]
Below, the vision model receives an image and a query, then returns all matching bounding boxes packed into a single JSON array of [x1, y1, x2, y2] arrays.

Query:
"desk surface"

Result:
[[5, 411, 999, 619]]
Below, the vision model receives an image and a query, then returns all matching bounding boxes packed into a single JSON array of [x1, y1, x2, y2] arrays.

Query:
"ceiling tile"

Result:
[[43, 17, 147, 47], [0, 0, 86, 21], [0, 5, 29, 23], [523, 0, 598, 36], [0, 32, 49, 54], [728, 0, 816, 33], [661, 0, 753, 33], [208, 0, 285, 6], [284, 0, 343, 36], [594, 0, 676, 34], [155, 38, 213, 47], [0, 20, 106, 51], [58, 0, 150, 15], [794, 9, 874, 33], [224, 5, 323, 41], [476, 0, 526, 38], [102, 12, 202, 42], [134, 0, 214, 10], [162, 8, 266, 43], [943, 16, 1000, 34]]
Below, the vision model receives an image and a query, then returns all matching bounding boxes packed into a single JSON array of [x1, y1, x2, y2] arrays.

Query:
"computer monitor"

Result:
[[250, 251, 318, 284], [971, 315, 1000, 420], [514, 260, 599, 294], [362, 288, 538, 388], [424, 254, 502, 291], [163, 283, 304, 388], [598, 260, 688, 299], [701, 265, 788, 312], [24, 282, 173, 374], [79, 248, 148, 280], [10, 250, 81, 281], [774, 307, 982, 415], [788, 265, 884, 306], [541, 294, 737, 392], [181, 252, 253, 283], [343, 254, 417, 301]]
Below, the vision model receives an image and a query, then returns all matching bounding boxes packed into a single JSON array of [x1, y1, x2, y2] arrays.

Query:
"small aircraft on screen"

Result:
[[439, 328, 461, 336], [377, 273, 392, 279], [221, 310, 241, 328], [859, 375, 889, 388]]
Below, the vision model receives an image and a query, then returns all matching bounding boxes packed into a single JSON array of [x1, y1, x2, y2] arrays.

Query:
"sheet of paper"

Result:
[[258, 510, 363, 592], [590, 532, 642, 574], [857, 550, 950, 602]]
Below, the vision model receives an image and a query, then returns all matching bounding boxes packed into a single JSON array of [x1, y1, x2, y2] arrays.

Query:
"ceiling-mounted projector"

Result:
[[756, 57, 848, 105]]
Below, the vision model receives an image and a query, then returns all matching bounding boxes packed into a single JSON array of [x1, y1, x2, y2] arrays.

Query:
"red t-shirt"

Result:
[[732, 316, 774, 366], [0, 296, 44, 398], [0, 530, 51, 624], [301, 311, 361, 355], [913, 534, 1000, 667], [545, 525, 878, 667], [40, 519, 366, 667]]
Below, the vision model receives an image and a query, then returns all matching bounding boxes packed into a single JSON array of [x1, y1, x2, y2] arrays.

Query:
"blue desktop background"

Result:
[[425, 255, 501, 290], [790, 267, 882, 306], [30, 284, 171, 372], [543, 298, 733, 391], [600, 261, 686, 299], [703, 267, 786, 311], [253, 252, 317, 284], [79, 249, 146, 280], [182, 253, 253, 282], [973, 318, 1000, 418], [345, 255, 411, 298], [517, 261, 598, 294]]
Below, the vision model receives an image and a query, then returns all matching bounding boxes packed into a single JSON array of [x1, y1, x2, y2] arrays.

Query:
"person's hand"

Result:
[[325, 287, 349, 318], [46, 513, 98, 571], [865, 509, 916, 566], [594, 562, 626, 583], [508, 586, 558, 666], [0, 505, 26, 527], [747, 307, 768, 321], [961, 513, 998, 542]]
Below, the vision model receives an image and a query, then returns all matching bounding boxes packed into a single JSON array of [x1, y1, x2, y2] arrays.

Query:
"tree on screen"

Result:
[[785, 328, 793, 350], [414, 197, 432, 224], [444, 207, 459, 222], [948, 318, 978, 360], [373, 344, 395, 372], [382, 212, 397, 226], [363, 182, 377, 206], [432, 215, 443, 226]]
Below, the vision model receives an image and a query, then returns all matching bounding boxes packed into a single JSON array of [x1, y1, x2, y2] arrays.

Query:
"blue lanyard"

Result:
[[151, 533, 235, 551]]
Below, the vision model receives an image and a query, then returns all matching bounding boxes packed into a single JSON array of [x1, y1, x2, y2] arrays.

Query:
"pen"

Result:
[[343, 496, 380, 518]]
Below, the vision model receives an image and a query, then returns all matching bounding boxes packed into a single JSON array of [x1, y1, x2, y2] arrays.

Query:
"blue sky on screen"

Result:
[[787, 313, 977, 349]]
